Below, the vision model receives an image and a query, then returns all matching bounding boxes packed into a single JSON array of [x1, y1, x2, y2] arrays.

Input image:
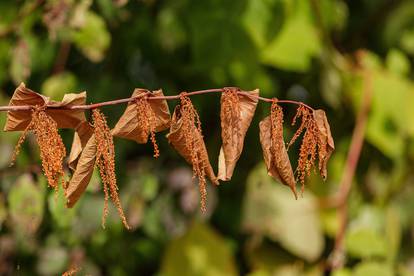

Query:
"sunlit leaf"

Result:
[[160, 222, 238, 276], [10, 39, 31, 85], [36, 245, 68, 275], [8, 174, 44, 235], [71, 11, 111, 62], [386, 49, 410, 76], [260, 1, 321, 71], [352, 261, 393, 276], [41, 72, 77, 100], [48, 186, 77, 229], [243, 164, 324, 261], [345, 228, 387, 258]]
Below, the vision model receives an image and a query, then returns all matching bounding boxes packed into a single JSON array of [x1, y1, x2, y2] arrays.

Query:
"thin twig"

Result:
[[325, 68, 373, 271], [0, 87, 314, 112]]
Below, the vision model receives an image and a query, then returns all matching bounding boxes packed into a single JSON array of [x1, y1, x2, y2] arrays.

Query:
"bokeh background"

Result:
[[1, 0, 414, 275]]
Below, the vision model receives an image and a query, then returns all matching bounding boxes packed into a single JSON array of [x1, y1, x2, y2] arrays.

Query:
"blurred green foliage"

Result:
[[0, 0, 414, 275]]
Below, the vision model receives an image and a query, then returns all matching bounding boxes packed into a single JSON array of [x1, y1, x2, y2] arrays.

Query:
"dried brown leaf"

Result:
[[167, 94, 218, 211], [47, 92, 88, 128], [112, 88, 171, 143], [314, 109, 335, 180], [4, 83, 87, 131], [259, 114, 297, 199], [4, 83, 49, 131], [66, 134, 96, 208], [68, 121, 94, 171], [218, 88, 259, 181]]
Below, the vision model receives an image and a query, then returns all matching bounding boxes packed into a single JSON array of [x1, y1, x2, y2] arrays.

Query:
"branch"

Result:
[[325, 68, 373, 271], [0, 87, 315, 112]]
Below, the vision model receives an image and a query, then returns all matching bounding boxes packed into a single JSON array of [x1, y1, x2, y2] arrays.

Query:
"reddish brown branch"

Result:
[[0, 87, 314, 112], [325, 69, 373, 270]]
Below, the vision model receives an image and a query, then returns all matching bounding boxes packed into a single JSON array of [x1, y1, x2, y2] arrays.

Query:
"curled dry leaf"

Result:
[[218, 88, 259, 181], [66, 134, 96, 208], [313, 109, 334, 180], [68, 121, 94, 171], [167, 94, 218, 212], [112, 88, 171, 157], [4, 83, 87, 131], [259, 102, 297, 199]]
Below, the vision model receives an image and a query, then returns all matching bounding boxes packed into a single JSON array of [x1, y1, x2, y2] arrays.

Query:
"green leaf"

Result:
[[41, 72, 77, 100], [8, 174, 44, 235], [71, 11, 111, 62], [160, 222, 238, 276], [242, 0, 285, 49], [48, 186, 77, 229], [386, 49, 410, 76], [385, 206, 401, 264], [345, 228, 387, 258], [353, 261, 393, 276], [332, 269, 351, 276], [36, 245, 68, 275], [0, 194, 6, 229], [348, 54, 414, 159], [243, 164, 324, 261], [260, 1, 321, 72], [10, 39, 31, 85]]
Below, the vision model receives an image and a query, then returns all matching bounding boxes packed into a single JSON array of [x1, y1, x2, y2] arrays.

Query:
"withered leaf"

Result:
[[66, 134, 96, 208], [68, 121, 94, 171], [4, 83, 48, 131], [259, 116, 297, 199], [167, 106, 218, 186], [4, 83, 87, 131], [112, 88, 171, 143], [218, 89, 259, 181], [313, 109, 334, 180], [47, 92, 88, 128]]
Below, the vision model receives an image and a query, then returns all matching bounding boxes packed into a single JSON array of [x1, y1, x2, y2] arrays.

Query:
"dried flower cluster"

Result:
[[167, 93, 219, 212], [11, 107, 66, 190], [4, 83, 334, 229], [260, 100, 297, 198], [92, 109, 130, 229], [221, 88, 241, 150], [135, 96, 159, 157], [218, 88, 259, 181], [62, 266, 80, 276], [287, 105, 334, 193]]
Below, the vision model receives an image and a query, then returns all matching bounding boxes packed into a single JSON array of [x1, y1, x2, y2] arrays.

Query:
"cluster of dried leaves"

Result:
[[4, 83, 334, 229]]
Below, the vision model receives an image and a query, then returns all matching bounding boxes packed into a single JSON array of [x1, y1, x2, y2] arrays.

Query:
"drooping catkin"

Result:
[[289, 105, 318, 193], [11, 107, 66, 190], [135, 97, 160, 158], [176, 93, 207, 212], [221, 88, 241, 148], [92, 109, 130, 229], [270, 99, 284, 166]]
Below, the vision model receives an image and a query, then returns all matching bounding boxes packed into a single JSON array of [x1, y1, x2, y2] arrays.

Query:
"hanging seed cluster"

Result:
[[176, 93, 209, 212], [270, 100, 284, 161], [221, 88, 241, 148], [92, 109, 130, 229], [11, 107, 66, 190], [135, 96, 159, 158], [5, 85, 334, 229], [288, 105, 321, 192]]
